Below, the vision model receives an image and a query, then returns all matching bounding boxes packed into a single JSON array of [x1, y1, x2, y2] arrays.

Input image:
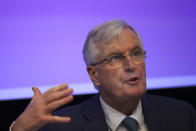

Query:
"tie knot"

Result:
[[122, 117, 139, 131]]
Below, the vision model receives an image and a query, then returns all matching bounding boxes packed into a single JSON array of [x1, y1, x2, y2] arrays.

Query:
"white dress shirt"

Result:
[[100, 97, 148, 131]]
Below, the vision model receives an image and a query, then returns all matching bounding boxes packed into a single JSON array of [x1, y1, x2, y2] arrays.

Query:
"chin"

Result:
[[125, 86, 146, 98]]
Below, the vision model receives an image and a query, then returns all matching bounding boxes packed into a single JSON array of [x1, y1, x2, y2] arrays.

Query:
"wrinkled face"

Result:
[[87, 28, 146, 104]]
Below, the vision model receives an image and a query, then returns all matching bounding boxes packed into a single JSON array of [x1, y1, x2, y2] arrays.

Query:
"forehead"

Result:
[[97, 28, 142, 58]]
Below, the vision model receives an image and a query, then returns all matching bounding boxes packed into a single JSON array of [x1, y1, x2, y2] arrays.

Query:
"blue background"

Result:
[[0, 0, 196, 100]]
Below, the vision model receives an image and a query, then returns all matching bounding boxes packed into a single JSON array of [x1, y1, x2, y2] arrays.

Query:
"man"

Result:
[[11, 20, 196, 131]]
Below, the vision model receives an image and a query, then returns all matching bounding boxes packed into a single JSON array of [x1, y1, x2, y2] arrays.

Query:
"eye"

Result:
[[108, 55, 122, 63], [131, 50, 142, 57]]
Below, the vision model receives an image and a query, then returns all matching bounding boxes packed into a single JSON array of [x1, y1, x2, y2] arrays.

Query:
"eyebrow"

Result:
[[106, 46, 143, 57], [106, 52, 123, 58], [130, 46, 142, 51]]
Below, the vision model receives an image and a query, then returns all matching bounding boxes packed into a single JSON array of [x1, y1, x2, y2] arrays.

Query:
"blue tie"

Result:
[[122, 117, 139, 131]]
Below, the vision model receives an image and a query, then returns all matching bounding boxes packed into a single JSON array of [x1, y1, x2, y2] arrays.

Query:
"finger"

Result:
[[44, 84, 69, 96], [32, 87, 41, 98], [43, 88, 73, 103], [47, 95, 74, 112], [50, 84, 69, 91], [48, 116, 71, 124]]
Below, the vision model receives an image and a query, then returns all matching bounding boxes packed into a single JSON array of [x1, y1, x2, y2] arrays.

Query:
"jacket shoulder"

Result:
[[142, 94, 196, 131], [41, 95, 106, 131], [143, 94, 195, 110]]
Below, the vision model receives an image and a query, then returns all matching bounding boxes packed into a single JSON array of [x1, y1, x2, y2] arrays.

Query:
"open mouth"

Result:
[[129, 77, 138, 81], [126, 77, 139, 85]]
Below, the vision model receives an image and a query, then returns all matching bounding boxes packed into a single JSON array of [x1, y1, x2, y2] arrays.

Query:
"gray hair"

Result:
[[82, 20, 143, 65]]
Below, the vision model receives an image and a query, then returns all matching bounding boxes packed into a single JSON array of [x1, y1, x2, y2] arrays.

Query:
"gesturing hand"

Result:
[[12, 84, 74, 131]]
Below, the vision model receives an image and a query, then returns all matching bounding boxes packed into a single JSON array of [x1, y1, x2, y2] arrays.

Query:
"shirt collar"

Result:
[[100, 96, 144, 131]]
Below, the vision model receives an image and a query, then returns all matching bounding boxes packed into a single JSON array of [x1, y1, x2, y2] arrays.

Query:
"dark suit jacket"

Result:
[[41, 94, 196, 131]]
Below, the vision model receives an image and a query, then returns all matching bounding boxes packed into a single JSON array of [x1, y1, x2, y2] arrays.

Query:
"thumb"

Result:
[[32, 87, 41, 98]]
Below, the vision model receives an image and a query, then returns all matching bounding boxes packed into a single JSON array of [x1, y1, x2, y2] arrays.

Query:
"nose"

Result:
[[123, 55, 136, 73]]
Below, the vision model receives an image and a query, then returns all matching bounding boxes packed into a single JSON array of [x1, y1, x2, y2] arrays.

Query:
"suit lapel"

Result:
[[81, 95, 108, 131], [80, 94, 170, 131], [141, 94, 168, 131]]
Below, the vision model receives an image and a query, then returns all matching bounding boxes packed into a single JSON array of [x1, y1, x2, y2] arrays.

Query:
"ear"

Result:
[[87, 65, 101, 87]]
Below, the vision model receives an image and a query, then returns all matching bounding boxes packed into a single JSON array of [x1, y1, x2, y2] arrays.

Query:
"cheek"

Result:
[[99, 67, 122, 86], [107, 68, 123, 80], [138, 63, 147, 87], [142, 64, 146, 78], [137, 62, 146, 76]]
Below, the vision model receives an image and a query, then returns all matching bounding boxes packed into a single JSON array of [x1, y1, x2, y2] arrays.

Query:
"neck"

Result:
[[101, 94, 141, 116]]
